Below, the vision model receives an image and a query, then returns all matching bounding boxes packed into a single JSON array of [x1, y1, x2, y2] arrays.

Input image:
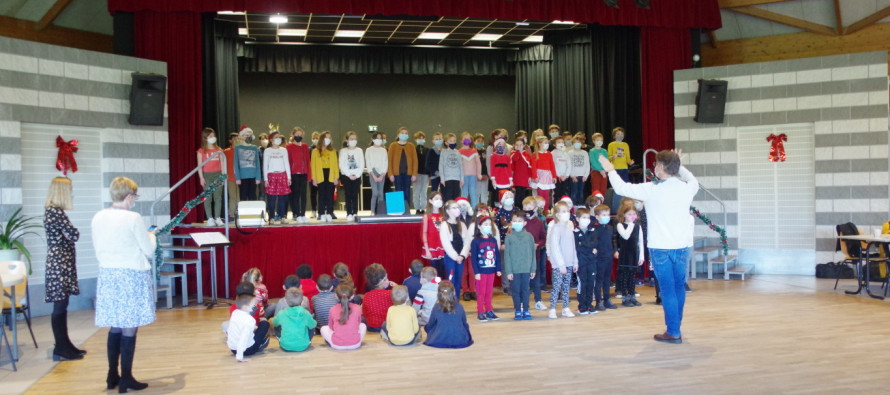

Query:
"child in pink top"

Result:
[[458, 132, 482, 207], [320, 284, 366, 350]]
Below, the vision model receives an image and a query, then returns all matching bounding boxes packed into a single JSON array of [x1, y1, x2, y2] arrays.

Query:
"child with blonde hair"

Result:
[[242, 268, 269, 317], [381, 285, 421, 346], [616, 203, 645, 307], [412, 267, 440, 325]]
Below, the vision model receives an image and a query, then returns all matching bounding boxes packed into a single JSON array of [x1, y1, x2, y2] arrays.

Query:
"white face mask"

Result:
[[615, 134, 624, 142], [541, 143, 549, 150], [416, 139, 425, 145], [431, 199, 443, 209], [347, 140, 357, 147], [579, 218, 591, 228], [373, 139, 383, 146], [573, 142, 582, 149], [480, 225, 492, 235], [206, 137, 217, 145], [323, 138, 331, 146], [595, 140, 603, 147], [260, 139, 269, 147], [557, 212, 570, 222], [273, 138, 282, 146], [556, 143, 565, 150], [311, 139, 319, 146], [503, 198, 514, 207]]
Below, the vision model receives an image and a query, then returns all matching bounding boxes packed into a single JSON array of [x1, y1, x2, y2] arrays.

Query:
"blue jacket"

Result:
[[402, 274, 422, 302], [574, 226, 597, 265], [424, 303, 473, 349]]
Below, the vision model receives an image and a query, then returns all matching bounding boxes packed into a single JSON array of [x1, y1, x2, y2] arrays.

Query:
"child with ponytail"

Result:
[[423, 281, 473, 349], [320, 284, 366, 350]]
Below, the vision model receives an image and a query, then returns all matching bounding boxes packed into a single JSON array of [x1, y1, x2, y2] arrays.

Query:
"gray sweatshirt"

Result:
[[438, 148, 465, 182], [546, 221, 578, 270]]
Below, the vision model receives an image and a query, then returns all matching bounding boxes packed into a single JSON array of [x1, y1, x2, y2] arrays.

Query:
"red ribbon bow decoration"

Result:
[[766, 133, 787, 162], [55, 136, 79, 175]]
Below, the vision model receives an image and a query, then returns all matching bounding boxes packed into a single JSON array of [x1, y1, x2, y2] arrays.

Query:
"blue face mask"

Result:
[[511, 222, 524, 231], [448, 143, 457, 149], [475, 143, 484, 149], [598, 216, 610, 225], [434, 140, 443, 147], [399, 134, 408, 141]]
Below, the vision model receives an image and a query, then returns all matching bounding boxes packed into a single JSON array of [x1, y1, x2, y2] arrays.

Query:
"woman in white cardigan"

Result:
[[92, 176, 157, 392]]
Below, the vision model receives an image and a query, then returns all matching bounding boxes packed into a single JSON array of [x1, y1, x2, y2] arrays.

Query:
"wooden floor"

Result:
[[21, 276, 890, 394]]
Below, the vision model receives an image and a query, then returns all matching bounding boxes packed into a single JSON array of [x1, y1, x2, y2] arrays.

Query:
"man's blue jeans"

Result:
[[649, 247, 691, 337]]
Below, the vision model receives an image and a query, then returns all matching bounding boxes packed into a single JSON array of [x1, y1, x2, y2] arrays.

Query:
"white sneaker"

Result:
[[300, 216, 308, 223], [635, 293, 641, 297], [616, 294, 624, 299], [548, 309, 557, 319], [562, 307, 575, 318], [347, 214, 354, 222], [216, 218, 224, 225], [205, 218, 216, 226], [534, 301, 547, 311], [324, 214, 332, 222]]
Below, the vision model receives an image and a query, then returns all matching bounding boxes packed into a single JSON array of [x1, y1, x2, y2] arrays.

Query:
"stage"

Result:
[[172, 218, 422, 297]]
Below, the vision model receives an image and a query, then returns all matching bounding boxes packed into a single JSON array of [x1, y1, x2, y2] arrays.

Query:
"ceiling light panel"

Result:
[[471, 33, 502, 41], [334, 30, 365, 38], [418, 32, 449, 40], [269, 15, 288, 24]]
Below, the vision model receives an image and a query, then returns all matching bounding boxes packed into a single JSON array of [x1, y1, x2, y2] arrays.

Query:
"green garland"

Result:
[[644, 170, 730, 256], [152, 174, 227, 277]]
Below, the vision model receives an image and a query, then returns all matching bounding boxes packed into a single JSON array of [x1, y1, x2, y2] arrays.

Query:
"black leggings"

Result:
[[341, 176, 361, 215], [238, 179, 257, 201], [289, 174, 308, 217], [53, 297, 69, 315]]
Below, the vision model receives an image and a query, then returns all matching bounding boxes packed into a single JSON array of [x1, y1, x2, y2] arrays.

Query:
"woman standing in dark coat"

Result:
[[44, 176, 85, 361]]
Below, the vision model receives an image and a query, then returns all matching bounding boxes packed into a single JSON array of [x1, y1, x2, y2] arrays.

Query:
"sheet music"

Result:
[[190, 232, 231, 246]]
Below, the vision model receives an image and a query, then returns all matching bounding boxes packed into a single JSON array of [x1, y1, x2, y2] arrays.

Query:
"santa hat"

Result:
[[592, 190, 604, 199], [238, 126, 254, 140], [498, 189, 514, 203], [560, 195, 573, 205]]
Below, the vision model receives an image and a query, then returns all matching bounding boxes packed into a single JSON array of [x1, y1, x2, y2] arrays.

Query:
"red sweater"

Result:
[[362, 289, 392, 329], [532, 151, 557, 179], [510, 151, 533, 188], [286, 143, 311, 175], [489, 153, 513, 186]]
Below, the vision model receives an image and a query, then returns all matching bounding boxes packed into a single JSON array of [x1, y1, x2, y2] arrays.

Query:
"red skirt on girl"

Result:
[[265, 171, 290, 195]]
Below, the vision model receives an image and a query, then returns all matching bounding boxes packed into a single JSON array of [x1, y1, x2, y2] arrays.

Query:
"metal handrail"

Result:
[[642, 148, 659, 182]]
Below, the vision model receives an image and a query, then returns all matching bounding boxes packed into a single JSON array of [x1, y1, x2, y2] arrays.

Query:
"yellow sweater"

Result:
[[384, 304, 419, 345], [310, 148, 340, 182], [607, 141, 631, 170]]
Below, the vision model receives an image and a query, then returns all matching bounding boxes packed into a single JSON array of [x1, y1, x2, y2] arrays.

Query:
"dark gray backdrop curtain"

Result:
[[513, 45, 552, 132], [242, 44, 515, 76], [590, 25, 642, 157], [546, 29, 595, 134], [202, 16, 241, 141]]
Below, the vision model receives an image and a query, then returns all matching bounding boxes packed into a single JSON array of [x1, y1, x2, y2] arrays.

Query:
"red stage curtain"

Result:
[[134, 11, 204, 223], [640, 27, 691, 154], [109, 0, 721, 29], [178, 223, 423, 298]]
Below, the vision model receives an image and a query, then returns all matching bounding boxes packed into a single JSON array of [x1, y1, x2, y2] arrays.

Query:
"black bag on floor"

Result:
[[815, 262, 854, 279]]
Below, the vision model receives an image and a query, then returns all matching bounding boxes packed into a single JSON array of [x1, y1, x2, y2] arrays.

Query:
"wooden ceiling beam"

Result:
[[34, 0, 72, 31], [833, 0, 843, 35], [718, 0, 791, 8], [843, 6, 890, 36], [730, 6, 838, 36], [0, 15, 112, 53]]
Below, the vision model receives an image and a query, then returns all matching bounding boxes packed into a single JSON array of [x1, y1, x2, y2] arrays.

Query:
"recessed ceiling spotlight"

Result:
[[279, 29, 307, 36], [418, 32, 449, 40], [523, 35, 544, 43], [335, 30, 365, 38], [471, 33, 502, 41], [218, 11, 246, 15], [269, 15, 288, 24]]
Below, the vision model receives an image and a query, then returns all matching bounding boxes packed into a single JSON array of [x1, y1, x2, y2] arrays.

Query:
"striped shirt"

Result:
[[311, 292, 338, 329]]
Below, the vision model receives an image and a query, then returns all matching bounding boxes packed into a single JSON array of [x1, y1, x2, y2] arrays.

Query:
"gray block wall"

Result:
[[673, 51, 890, 271], [0, 37, 170, 316]]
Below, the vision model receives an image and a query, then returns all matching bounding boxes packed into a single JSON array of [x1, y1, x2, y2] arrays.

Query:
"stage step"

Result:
[[161, 245, 213, 252], [163, 257, 200, 265], [156, 285, 173, 309], [727, 265, 754, 281], [694, 246, 722, 254], [708, 255, 738, 280]]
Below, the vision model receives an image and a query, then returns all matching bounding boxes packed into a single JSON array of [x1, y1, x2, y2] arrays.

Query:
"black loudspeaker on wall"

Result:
[[694, 79, 728, 124], [129, 73, 167, 125]]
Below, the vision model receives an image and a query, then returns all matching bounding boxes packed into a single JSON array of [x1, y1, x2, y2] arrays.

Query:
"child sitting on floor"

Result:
[[412, 266, 441, 326], [362, 263, 394, 332], [381, 285, 421, 346], [297, 264, 319, 302], [403, 259, 425, 301], [271, 287, 316, 352], [423, 281, 473, 349], [224, 282, 261, 333], [265, 275, 310, 319], [227, 294, 270, 362], [320, 284, 366, 350], [312, 274, 338, 332]]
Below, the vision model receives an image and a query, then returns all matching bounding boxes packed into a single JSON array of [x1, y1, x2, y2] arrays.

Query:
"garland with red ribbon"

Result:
[[55, 136, 79, 175]]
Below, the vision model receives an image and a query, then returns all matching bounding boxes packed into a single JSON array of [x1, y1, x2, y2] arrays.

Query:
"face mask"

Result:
[[595, 140, 603, 147], [448, 143, 457, 149], [579, 218, 591, 228], [431, 199, 443, 209], [416, 139, 425, 145], [598, 216, 610, 225], [399, 134, 408, 141], [273, 138, 282, 146], [323, 138, 331, 146], [496, 146, 505, 154], [311, 139, 319, 146], [434, 140, 443, 147], [634, 202, 643, 211], [373, 139, 383, 146], [573, 143, 582, 149], [448, 207, 461, 217], [475, 143, 484, 149], [556, 143, 565, 150], [462, 139, 471, 146], [294, 136, 303, 142], [480, 225, 492, 235], [541, 143, 549, 150], [626, 214, 638, 223], [503, 198, 514, 207], [550, 132, 559, 138], [525, 209, 536, 217], [615, 134, 624, 142], [511, 222, 525, 231], [206, 137, 217, 145], [347, 140, 357, 147], [557, 212, 570, 222], [260, 139, 269, 147]]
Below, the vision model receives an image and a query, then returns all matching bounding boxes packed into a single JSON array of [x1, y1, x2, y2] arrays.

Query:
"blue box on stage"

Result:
[[385, 191, 405, 215]]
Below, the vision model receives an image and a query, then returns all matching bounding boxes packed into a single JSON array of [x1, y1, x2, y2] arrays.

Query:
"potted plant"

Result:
[[0, 208, 43, 274]]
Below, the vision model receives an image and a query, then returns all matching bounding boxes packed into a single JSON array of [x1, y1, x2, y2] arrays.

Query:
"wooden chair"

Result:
[[2, 275, 37, 350], [0, 271, 16, 371]]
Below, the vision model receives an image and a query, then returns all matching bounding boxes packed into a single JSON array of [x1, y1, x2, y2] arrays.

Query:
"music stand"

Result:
[[190, 232, 232, 309]]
